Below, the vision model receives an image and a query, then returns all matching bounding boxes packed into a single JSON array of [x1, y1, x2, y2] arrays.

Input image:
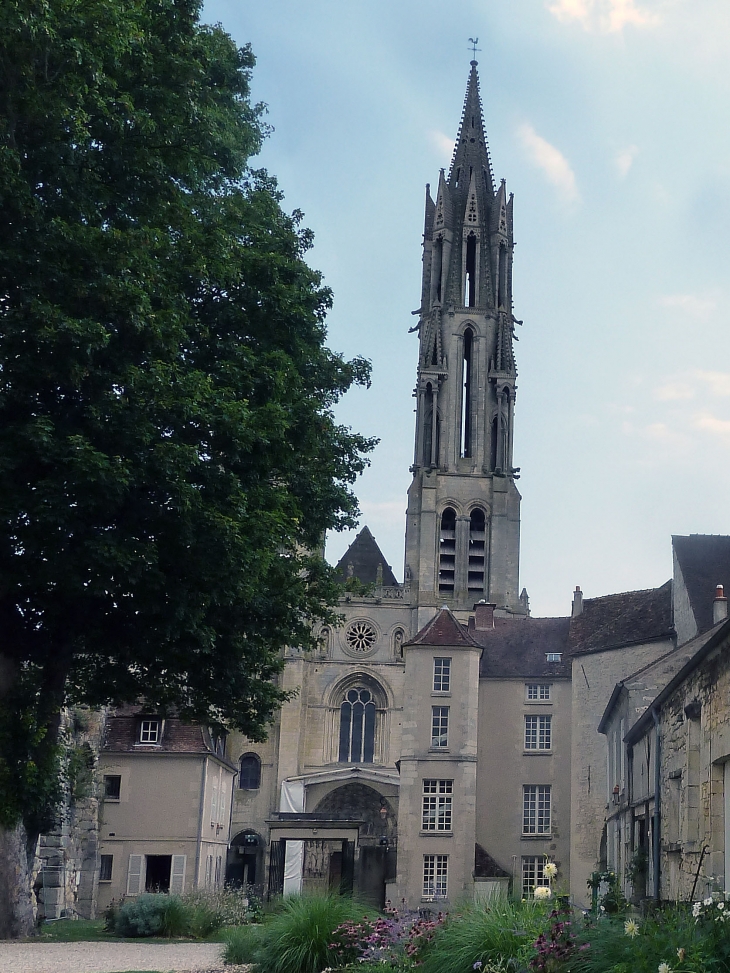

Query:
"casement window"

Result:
[[99, 855, 113, 882], [422, 779, 453, 831], [523, 784, 551, 834], [522, 856, 550, 898], [422, 854, 448, 899], [239, 754, 261, 789], [211, 780, 218, 827], [526, 684, 551, 701], [127, 854, 187, 895], [524, 715, 552, 751], [433, 658, 451, 693], [103, 775, 121, 800], [546, 653, 562, 663], [431, 706, 449, 749], [139, 719, 160, 744]]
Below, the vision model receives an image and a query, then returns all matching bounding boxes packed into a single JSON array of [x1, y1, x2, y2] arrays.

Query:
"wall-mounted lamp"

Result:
[[612, 785, 620, 806], [379, 798, 388, 822]]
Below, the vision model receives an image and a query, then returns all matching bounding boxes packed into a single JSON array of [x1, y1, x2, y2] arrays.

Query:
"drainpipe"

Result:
[[194, 756, 209, 889], [652, 708, 661, 901]]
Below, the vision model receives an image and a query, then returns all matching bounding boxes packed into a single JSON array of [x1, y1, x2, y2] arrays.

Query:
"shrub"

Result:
[[418, 900, 553, 973], [115, 894, 169, 937], [248, 893, 372, 973], [222, 923, 267, 966], [182, 885, 258, 929]]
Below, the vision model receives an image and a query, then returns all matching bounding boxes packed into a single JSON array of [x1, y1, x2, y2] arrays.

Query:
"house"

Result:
[[96, 707, 236, 910]]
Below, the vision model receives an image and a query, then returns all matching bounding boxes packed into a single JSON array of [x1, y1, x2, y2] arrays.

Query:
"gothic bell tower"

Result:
[[405, 61, 523, 626]]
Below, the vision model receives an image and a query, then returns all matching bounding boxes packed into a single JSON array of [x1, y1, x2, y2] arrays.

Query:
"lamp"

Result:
[[612, 785, 620, 806], [379, 798, 388, 822]]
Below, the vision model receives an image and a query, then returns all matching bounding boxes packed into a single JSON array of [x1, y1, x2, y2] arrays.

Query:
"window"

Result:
[[433, 658, 451, 693], [522, 856, 550, 898], [139, 719, 160, 744], [239, 754, 261, 790], [524, 716, 552, 751], [431, 706, 449, 749], [546, 653, 562, 663], [468, 509, 486, 593], [422, 779, 453, 831], [99, 855, 113, 882], [523, 785, 551, 834], [438, 508, 456, 594], [423, 854, 448, 899], [339, 687, 376, 763], [461, 329, 473, 457], [345, 620, 378, 653], [526, 684, 551, 701], [103, 775, 121, 800]]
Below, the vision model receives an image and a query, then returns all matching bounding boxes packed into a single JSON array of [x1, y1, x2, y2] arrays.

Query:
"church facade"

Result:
[[226, 62, 575, 909]]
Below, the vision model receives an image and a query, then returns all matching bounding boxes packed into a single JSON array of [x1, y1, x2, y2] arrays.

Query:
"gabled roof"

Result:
[[568, 581, 673, 655], [673, 534, 730, 635], [102, 705, 235, 769], [405, 607, 481, 648], [335, 526, 398, 587], [476, 617, 572, 678], [625, 617, 730, 745]]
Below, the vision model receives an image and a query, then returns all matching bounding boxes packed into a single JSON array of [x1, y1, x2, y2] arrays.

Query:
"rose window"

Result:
[[345, 621, 377, 652]]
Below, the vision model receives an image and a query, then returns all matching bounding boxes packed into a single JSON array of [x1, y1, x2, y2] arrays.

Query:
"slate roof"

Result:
[[335, 526, 398, 587], [475, 617, 572, 678], [405, 607, 482, 648], [102, 705, 235, 767], [568, 581, 673, 656], [673, 534, 730, 635]]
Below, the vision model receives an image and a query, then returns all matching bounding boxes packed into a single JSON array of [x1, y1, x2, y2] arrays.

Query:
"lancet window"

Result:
[[438, 507, 457, 595], [468, 508, 486, 594], [460, 330, 473, 458]]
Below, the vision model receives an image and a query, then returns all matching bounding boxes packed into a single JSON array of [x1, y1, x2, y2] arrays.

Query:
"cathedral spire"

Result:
[[448, 62, 495, 199]]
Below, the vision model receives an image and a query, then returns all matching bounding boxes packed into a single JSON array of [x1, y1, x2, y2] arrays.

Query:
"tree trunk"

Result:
[[0, 821, 37, 938]]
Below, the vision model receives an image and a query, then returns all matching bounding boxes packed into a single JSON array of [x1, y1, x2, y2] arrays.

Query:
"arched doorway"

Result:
[[313, 783, 397, 907], [226, 830, 264, 897]]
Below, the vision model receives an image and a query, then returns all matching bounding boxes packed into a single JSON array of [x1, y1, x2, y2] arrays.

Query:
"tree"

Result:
[[0, 0, 375, 934]]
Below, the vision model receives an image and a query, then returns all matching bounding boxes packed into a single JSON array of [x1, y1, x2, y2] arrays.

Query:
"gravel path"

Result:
[[0, 940, 246, 973]]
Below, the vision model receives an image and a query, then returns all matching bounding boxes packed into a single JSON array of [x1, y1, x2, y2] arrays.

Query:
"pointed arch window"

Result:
[[339, 688, 376, 763], [464, 235, 477, 307], [438, 507, 457, 595], [461, 330, 473, 458], [497, 244, 507, 308], [432, 237, 443, 305], [468, 509, 486, 594]]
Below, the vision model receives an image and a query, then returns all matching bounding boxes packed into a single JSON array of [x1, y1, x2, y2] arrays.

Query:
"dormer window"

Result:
[[139, 719, 160, 744], [546, 653, 562, 663]]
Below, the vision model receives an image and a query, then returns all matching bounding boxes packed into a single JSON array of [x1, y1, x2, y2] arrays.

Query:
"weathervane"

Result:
[[468, 37, 481, 59]]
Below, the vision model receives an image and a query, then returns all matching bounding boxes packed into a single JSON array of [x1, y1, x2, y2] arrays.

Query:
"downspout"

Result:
[[652, 708, 661, 901], [194, 756, 209, 889]]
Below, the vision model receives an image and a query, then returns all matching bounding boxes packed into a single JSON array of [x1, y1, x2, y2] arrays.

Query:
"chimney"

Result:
[[572, 586, 583, 618], [474, 600, 495, 630], [713, 584, 728, 624]]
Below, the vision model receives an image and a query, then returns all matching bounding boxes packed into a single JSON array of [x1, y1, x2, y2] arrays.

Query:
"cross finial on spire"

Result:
[[468, 37, 481, 60]]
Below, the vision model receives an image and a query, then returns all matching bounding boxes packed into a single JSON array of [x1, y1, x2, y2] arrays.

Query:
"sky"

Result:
[[202, 0, 730, 617]]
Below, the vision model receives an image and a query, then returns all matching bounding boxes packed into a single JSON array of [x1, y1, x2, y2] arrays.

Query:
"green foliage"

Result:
[[66, 742, 95, 800], [182, 884, 259, 929], [571, 907, 718, 973], [39, 918, 111, 942], [418, 900, 553, 973], [230, 892, 371, 973], [0, 0, 375, 834], [115, 894, 171, 937]]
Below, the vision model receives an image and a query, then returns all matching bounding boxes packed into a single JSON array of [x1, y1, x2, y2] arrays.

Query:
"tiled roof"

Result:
[[102, 705, 234, 767], [335, 526, 398, 587], [476, 617, 572, 678], [568, 581, 673, 655], [405, 607, 482, 648], [673, 534, 730, 635]]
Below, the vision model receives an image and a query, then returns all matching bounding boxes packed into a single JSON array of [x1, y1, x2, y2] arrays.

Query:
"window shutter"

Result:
[[126, 854, 143, 895], [211, 780, 218, 826], [170, 855, 186, 894], [219, 786, 226, 826]]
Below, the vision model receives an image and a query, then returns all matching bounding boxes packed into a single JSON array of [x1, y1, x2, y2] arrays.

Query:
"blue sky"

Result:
[[202, 0, 730, 617]]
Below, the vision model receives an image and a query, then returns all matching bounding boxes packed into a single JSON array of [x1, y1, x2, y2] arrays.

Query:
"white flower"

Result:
[[543, 862, 558, 880], [693, 902, 702, 918], [658, 963, 672, 973], [534, 886, 552, 900], [705, 897, 714, 906], [624, 919, 640, 938]]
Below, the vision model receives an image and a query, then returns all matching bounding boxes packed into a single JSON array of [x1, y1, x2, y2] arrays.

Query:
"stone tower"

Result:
[[405, 61, 523, 627]]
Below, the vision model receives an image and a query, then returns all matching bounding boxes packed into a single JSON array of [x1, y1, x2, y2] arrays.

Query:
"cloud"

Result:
[[658, 293, 718, 318], [547, 0, 660, 32], [694, 371, 730, 397], [517, 123, 579, 203], [654, 381, 693, 402], [693, 411, 730, 438], [615, 145, 638, 178], [429, 130, 454, 163]]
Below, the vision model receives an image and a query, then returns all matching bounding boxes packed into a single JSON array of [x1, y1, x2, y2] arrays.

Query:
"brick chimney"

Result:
[[713, 584, 728, 624], [572, 586, 583, 617], [474, 600, 495, 630]]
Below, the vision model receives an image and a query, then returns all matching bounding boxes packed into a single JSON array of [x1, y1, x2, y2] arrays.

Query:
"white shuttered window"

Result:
[[126, 854, 144, 895]]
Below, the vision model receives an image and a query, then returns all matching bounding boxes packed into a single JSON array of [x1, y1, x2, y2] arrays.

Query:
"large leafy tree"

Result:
[[0, 0, 374, 908]]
